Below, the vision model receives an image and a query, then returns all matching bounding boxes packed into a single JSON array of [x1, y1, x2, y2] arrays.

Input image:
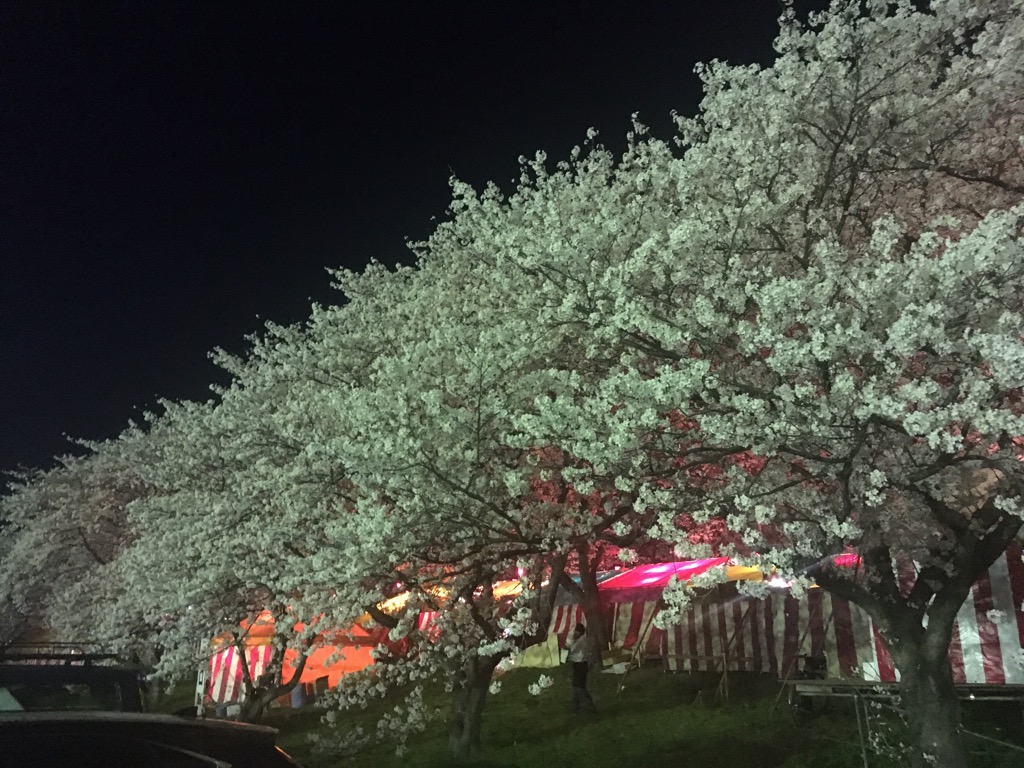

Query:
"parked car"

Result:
[[0, 648, 305, 766], [0, 711, 305, 767], [0, 651, 148, 713]]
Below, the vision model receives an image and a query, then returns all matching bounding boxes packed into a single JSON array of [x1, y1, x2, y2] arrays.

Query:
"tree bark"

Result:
[[813, 492, 1023, 768], [577, 558, 608, 660], [812, 576, 972, 768], [447, 654, 501, 760], [884, 618, 968, 768], [559, 543, 608, 659], [238, 641, 310, 723]]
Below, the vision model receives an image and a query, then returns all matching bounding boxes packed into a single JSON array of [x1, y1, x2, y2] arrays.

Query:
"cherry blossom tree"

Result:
[[5, 4, 1020, 766], [313, 254, 647, 757], [389, 2, 1022, 765], [0, 447, 151, 648], [93, 325, 395, 718], [502, 3, 1024, 766], [38, 316, 385, 719]]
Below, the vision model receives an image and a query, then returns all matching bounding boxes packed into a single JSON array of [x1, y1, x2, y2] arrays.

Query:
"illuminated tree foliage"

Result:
[[2, 3, 1022, 766], [505, 3, 1024, 766], [0, 447, 150, 648]]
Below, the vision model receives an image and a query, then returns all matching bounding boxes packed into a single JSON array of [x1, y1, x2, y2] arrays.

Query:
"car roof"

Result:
[[0, 651, 145, 668], [0, 663, 143, 681]]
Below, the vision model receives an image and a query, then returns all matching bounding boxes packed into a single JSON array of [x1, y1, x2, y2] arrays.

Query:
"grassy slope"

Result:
[[164, 665, 1020, 768], [271, 668, 865, 768]]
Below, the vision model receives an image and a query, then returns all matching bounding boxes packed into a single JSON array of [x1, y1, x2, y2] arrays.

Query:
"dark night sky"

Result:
[[1, 1, 831, 474]]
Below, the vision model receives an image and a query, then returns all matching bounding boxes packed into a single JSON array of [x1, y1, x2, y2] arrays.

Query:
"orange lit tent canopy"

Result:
[[207, 608, 390, 701]]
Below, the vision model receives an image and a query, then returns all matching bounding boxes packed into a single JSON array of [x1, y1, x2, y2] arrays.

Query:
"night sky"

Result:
[[1, 1, 831, 474]]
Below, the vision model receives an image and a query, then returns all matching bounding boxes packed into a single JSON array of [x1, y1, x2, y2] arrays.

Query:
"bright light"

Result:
[[833, 553, 861, 568], [642, 576, 661, 584], [768, 577, 791, 588]]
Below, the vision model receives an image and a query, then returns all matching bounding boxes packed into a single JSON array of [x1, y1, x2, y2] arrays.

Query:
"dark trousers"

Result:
[[570, 661, 596, 712]]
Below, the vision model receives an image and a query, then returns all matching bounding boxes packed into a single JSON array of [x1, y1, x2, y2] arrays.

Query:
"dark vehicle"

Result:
[[1, 648, 305, 767], [1, 711, 304, 768], [0, 651, 148, 713]]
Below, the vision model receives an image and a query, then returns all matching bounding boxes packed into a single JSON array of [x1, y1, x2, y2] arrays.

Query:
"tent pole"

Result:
[[715, 588, 758, 702], [617, 601, 661, 694], [194, 638, 209, 717]]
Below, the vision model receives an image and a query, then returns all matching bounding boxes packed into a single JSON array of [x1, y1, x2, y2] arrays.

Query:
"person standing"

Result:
[[566, 623, 597, 713]]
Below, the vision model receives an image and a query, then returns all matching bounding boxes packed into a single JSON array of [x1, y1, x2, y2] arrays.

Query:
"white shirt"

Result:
[[567, 633, 589, 663]]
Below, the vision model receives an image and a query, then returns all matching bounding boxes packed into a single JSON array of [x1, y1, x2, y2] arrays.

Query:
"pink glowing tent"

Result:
[[600, 558, 730, 592], [577, 546, 1024, 685], [598, 558, 763, 600], [528, 558, 762, 665]]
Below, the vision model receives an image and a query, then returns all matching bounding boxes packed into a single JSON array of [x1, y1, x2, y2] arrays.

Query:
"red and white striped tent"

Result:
[[203, 613, 382, 706], [205, 547, 1024, 704], [204, 644, 275, 705], [553, 545, 1024, 684]]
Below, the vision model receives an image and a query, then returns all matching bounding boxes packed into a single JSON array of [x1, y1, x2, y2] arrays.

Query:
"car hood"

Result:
[[0, 711, 301, 767]]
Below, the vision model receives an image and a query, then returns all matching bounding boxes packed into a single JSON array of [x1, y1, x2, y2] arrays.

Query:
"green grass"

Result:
[[270, 668, 859, 768], [236, 667, 1023, 768]]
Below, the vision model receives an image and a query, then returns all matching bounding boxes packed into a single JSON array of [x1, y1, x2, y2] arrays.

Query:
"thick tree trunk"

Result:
[[812, 494, 1022, 768], [577, 566, 608, 660], [238, 687, 273, 723], [238, 643, 309, 723], [448, 654, 500, 760], [816, 567, 971, 768], [560, 543, 608, 660], [886, 625, 968, 768]]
